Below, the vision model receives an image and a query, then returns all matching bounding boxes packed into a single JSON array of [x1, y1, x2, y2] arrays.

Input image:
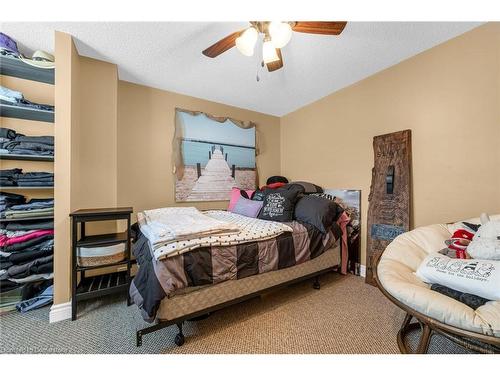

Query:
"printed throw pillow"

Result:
[[416, 252, 500, 301], [227, 187, 255, 211], [251, 189, 266, 202], [294, 195, 341, 233], [258, 187, 301, 222], [230, 197, 263, 218]]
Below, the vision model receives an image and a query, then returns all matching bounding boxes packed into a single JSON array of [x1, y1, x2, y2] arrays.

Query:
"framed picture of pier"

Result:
[[174, 109, 257, 202]]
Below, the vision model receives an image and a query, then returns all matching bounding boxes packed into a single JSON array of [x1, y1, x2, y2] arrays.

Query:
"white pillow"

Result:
[[416, 253, 500, 301]]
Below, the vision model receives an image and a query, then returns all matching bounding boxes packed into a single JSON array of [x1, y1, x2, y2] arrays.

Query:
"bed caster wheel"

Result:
[[312, 276, 321, 290], [174, 333, 185, 346]]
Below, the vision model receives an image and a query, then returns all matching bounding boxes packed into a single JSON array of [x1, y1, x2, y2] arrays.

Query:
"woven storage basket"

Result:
[[77, 243, 126, 267]]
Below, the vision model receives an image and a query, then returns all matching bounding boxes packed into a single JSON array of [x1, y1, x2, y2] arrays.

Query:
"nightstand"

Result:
[[69, 207, 133, 320]]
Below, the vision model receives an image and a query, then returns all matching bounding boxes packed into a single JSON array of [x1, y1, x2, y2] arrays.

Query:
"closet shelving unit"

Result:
[[0, 54, 55, 313], [0, 103, 54, 123], [0, 186, 54, 190], [1, 154, 54, 162], [0, 55, 55, 84], [0, 54, 55, 179]]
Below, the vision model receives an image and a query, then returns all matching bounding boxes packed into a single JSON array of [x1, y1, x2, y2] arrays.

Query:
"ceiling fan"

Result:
[[202, 21, 347, 72]]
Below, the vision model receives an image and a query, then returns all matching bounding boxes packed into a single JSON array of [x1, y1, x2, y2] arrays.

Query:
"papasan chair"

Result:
[[374, 215, 500, 354]]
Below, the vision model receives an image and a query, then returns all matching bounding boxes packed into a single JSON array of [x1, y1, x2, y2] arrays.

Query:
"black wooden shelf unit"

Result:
[[76, 232, 128, 247], [0, 55, 55, 84], [70, 207, 133, 320], [0, 102, 54, 123], [76, 271, 129, 301]]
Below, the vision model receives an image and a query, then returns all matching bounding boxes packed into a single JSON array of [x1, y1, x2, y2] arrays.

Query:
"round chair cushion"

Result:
[[377, 215, 500, 337]]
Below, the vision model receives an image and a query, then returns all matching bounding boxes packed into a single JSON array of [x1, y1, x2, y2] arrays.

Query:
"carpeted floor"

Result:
[[0, 273, 471, 354]]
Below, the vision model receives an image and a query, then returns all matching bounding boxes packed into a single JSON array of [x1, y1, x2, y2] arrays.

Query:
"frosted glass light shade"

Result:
[[262, 39, 279, 64], [269, 21, 292, 48], [235, 27, 258, 56]]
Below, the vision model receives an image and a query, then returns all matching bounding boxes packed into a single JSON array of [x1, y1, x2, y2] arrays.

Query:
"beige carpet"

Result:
[[0, 273, 471, 354]]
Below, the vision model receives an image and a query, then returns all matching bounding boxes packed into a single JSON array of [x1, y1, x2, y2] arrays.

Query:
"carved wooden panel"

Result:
[[366, 130, 412, 286]]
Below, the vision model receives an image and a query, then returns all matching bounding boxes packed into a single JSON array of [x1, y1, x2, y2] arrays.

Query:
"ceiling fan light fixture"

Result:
[[262, 38, 279, 64], [235, 27, 258, 56], [269, 21, 292, 48]]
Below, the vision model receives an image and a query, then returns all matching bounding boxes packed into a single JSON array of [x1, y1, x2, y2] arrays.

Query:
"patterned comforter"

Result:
[[130, 219, 343, 322]]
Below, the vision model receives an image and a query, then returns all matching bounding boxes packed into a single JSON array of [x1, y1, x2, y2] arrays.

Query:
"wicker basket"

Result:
[[77, 243, 126, 267]]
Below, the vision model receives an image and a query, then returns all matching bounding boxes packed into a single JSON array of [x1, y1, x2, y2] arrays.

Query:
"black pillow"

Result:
[[266, 176, 289, 185], [258, 187, 301, 222], [310, 192, 334, 200], [289, 181, 323, 194], [294, 195, 341, 233]]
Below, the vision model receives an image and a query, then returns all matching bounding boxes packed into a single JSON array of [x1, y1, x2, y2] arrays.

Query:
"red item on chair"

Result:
[[446, 228, 475, 259], [451, 229, 474, 242]]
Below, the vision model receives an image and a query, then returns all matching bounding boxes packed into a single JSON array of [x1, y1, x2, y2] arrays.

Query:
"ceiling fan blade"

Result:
[[292, 21, 347, 35], [202, 30, 243, 58], [266, 48, 283, 72]]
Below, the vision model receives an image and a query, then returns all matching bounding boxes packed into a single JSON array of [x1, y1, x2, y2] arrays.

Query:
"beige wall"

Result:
[[74, 57, 119, 235], [280, 23, 500, 267], [117, 81, 281, 217]]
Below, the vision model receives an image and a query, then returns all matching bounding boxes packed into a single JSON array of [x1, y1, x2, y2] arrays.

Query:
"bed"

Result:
[[130, 208, 346, 347]]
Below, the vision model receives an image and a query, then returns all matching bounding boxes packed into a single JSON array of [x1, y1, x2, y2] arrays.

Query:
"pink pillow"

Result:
[[228, 187, 255, 211]]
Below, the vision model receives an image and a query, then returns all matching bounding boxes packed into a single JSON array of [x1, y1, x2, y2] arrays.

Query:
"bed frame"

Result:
[[135, 264, 339, 347]]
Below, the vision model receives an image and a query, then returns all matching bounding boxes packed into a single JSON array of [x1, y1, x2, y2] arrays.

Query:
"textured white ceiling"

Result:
[[1, 22, 481, 116]]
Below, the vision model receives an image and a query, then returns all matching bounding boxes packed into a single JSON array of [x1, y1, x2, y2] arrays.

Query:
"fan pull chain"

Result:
[[256, 60, 265, 82]]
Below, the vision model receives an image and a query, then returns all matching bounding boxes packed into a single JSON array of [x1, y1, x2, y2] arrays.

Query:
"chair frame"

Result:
[[373, 251, 500, 354]]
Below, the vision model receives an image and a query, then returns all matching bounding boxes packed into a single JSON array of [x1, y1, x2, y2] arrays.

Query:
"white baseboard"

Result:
[[49, 301, 72, 323], [359, 265, 366, 278]]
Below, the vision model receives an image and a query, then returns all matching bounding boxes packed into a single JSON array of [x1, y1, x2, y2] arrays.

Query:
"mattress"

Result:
[[156, 244, 340, 321]]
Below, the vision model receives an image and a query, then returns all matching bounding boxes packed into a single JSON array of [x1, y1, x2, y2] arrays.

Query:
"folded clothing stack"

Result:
[[0, 85, 54, 112], [0, 168, 22, 186], [0, 127, 54, 157], [0, 192, 26, 218], [0, 215, 54, 312], [0, 168, 53, 187], [3, 198, 54, 219], [17, 172, 54, 187]]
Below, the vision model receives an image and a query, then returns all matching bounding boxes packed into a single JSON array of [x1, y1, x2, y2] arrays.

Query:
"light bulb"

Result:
[[235, 27, 258, 56], [269, 21, 292, 48], [262, 39, 279, 64]]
